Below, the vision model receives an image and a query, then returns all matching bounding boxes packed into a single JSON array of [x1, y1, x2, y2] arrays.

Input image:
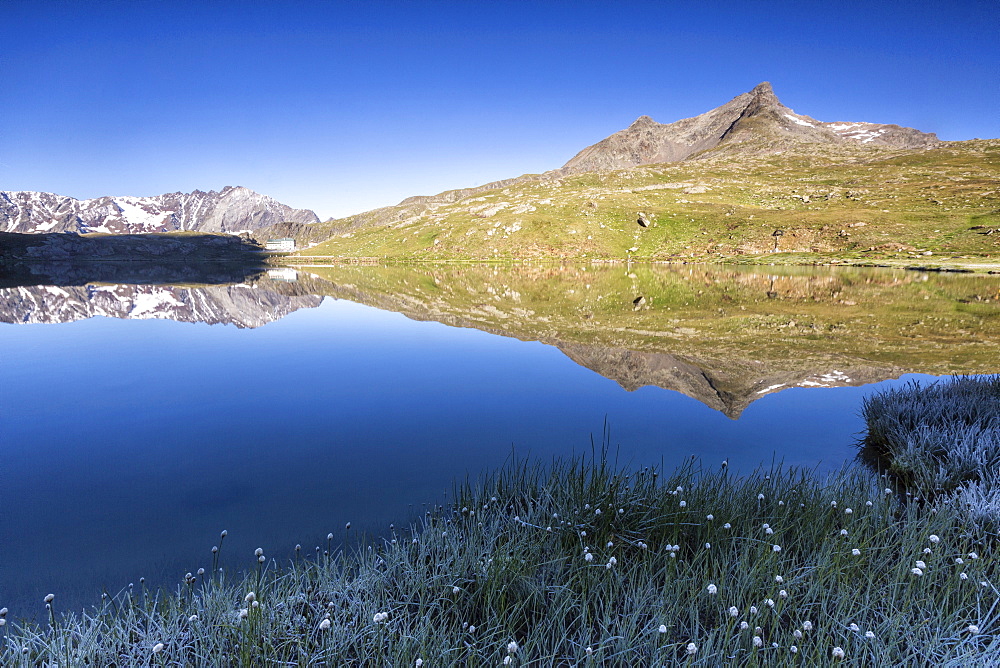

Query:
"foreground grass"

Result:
[[3, 447, 998, 666]]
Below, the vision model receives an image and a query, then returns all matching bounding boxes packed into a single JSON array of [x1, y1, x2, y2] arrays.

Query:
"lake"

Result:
[[1, 263, 998, 616]]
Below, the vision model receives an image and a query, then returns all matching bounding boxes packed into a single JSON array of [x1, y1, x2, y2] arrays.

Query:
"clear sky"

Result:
[[3, 0, 997, 220]]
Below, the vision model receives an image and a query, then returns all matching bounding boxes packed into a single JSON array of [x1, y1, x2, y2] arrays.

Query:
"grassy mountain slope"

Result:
[[298, 139, 999, 264]]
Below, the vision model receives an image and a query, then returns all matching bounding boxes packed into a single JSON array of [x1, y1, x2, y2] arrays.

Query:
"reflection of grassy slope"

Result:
[[300, 264, 1000, 372], [304, 140, 1000, 263]]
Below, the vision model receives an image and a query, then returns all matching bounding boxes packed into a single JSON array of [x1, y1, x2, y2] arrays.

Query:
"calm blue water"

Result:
[[0, 290, 936, 616]]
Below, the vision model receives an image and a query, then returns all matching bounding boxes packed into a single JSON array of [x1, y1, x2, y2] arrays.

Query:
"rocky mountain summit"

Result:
[[1, 186, 318, 235], [559, 82, 940, 174]]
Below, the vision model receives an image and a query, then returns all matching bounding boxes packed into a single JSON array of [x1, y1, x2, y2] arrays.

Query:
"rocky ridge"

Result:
[[1, 186, 319, 235], [559, 82, 939, 174]]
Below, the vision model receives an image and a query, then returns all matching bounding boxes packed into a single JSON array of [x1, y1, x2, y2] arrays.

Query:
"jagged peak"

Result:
[[629, 115, 658, 128]]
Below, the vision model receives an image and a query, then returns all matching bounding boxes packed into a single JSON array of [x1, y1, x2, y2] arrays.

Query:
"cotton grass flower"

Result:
[[802, 621, 813, 631], [584, 552, 594, 562], [772, 544, 781, 552], [752, 636, 763, 648], [152, 643, 164, 654], [707, 583, 718, 595], [679, 500, 687, 508], [865, 631, 875, 639], [706, 514, 714, 520], [793, 629, 803, 639], [929, 534, 940, 544], [911, 568, 924, 576], [852, 548, 861, 556], [507, 641, 519, 654], [775, 575, 784, 583], [832, 646, 845, 659], [724, 523, 732, 529], [849, 623, 860, 632], [373, 612, 389, 623], [740, 621, 749, 630], [960, 573, 969, 581], [319, 618, 331, 630], [790, 645, 798, 653], [658, 624, 667, 633], [968, 625, 980, 634], [915, 560, 927, 569], [686, 643, 698, 655], [728, 606, 739, 617]]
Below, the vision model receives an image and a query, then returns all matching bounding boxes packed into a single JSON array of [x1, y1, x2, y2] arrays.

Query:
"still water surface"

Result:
[[1, 264, 997, 615]]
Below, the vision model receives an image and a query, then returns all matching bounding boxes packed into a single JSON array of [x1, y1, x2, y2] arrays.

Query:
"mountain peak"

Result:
[[630, 115, 657, 127], [559, 82, 939, 174]]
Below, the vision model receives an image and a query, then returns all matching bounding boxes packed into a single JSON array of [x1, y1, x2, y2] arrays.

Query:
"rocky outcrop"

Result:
[[1, 186, 319, 235], [559, 82, 939, 174]]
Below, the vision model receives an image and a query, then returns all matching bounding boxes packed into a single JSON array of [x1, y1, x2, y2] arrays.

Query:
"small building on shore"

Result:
[[265, 238, 295, 252]]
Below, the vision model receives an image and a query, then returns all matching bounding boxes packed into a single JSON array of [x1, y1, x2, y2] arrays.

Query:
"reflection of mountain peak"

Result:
[[556, 343, 903, 418], [0, 281, 323, 328]]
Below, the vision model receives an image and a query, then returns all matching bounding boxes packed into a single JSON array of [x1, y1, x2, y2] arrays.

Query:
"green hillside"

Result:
[[297, 140, 999, 266]]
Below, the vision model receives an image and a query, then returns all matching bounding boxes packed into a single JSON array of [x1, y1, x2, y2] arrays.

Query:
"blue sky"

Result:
[[3, 0, 997, 219]]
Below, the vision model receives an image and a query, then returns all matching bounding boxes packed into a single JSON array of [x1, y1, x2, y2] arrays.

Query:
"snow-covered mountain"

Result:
[[0, 281, 323, 328], [0, 186, 319, 235]]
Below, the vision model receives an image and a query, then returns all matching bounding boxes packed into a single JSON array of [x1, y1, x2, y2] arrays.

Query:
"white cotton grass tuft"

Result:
[[686, 642, 698, 655], [244, 592, 256, 603], [802, 620, 813, 631], [929, 534, 940, 544], [772, 544, 781, 552], [752, 635, 763, 648], [584, 553, 594, 562], [915, 560, 927, 569], [658, 624, 668, 633], [911, 568, 924, 576], [832, 646, 846, 659], [152, 643, 164, 654], [728, 606, 739, 617], [968, 624, 980, 634], [706, 583, 717, 595], [373, 612, 389, 623], [319, 618, 331, 630], [849, 622, 860, 632], [43, 594, 55, 604], [852, 548, 862, 556], [507, 641, 519, 654]]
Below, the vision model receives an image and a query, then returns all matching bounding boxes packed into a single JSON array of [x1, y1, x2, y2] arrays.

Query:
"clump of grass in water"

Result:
[[3, 448, 999, 666], [863, 375, 1000, 530]]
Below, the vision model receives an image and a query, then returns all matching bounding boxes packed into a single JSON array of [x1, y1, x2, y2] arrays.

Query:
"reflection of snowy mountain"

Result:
[[556, 343, 900, 418], [0, 283, 323, 328]]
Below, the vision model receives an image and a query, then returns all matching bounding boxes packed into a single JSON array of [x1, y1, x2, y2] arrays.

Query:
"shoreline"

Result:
[[2, 378, 998, 665]]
